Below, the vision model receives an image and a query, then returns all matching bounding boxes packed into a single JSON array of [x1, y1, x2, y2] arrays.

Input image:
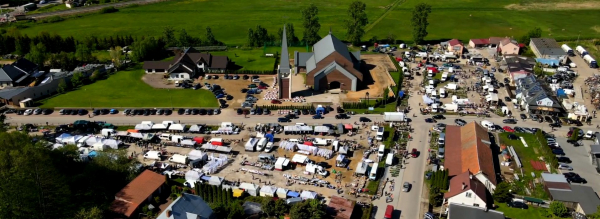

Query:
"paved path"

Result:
[[24, 0, 166, 19]]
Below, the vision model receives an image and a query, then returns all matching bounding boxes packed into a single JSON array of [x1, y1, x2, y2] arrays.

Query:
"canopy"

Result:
[[287, 191, 300, 198], [129, 133, 144, 138], [304, 141, 313, 146], [233, 189, 244, 197], [188, 150, 207, 161], [314, 126, 329, 133], [239, 183, 259, 196], [201, 144, 217, 150], [126, 129, 139, 133], [192, 137, 204, 144], [260, 186, 277, 197], [300, 190, 318, 199], [189, 125, 201, 132], [115, 131, 129, 136], [291, 154, 308, 164], [422, 95, 434, 104], [85, 136, 103, 146], [62, 135, 83, 144], [336, 154, 346, 161], [181, 139, 195, 146], [102, 139, 121, 149], [55, 133, 72, 142], [135, 123, 152, 130], [185, 170, 202, 181], [151, 124, 167, 130], [169, 124, 185, 131], [52, 143, 64, 150], [344, 124, 353, 130], [208, 176, 223, 186], [276, 188, 289, 199]]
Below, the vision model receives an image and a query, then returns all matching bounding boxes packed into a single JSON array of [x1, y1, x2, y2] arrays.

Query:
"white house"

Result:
[[142, 48, 229, 81], [444, 171, 488, 208]]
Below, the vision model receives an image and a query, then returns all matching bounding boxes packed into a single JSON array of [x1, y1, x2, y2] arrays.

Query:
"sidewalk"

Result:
[[373, 166, 405, 219]]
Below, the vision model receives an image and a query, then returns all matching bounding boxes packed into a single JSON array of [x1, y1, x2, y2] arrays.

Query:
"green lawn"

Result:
[[498, 132, 542, 175], [28, 4, 70, 15], [565, 40, 600, 60], [495, 202, 555, 219], [92, 50, 112, 62], [212, 47, 309, 70], [39, 65, 218, 108]]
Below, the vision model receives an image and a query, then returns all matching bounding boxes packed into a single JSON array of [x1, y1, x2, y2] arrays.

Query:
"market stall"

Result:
[[208, 176, 224, 186], [276, 188, 289, 199], [291, 154, 308, 165], [188, 125, 201, 133], [169, 124, 185, 132], [287, 191, 300, 198], [260, 186, 277, 197], [239, 183, 260, 196], [300, 190, 318, 200]]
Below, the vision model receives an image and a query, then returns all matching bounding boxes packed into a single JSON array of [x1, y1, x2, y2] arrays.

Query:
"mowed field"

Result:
[[40, 65, 219, 108], [9, 0, 600, 45]]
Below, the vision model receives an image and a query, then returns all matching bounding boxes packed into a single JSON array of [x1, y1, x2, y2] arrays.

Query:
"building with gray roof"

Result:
[[278, 25, 292, 99], [0, 58, 39, 88], [447, 203, 504, 219], [515, 74, 564, 115], [294, 32, 362, 91], [548, 185, 600, 215], [157, 193, 215, 219], [529, 38, 567, 61]]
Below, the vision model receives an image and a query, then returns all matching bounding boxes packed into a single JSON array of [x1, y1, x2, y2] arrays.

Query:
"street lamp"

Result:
[[366, 92, 370, 107]]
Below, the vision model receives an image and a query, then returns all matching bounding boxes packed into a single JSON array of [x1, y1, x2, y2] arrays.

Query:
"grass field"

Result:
[[39, 65, 219, 108], [495, 202, 555, 219], [211, 47, 308, 70], [28, 4, 70, 15], [8, 0, 599, 45]]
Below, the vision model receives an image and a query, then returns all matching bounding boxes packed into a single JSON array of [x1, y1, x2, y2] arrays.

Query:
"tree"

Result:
[[25, 42, 47, 67], [411, 3, 432, 44], [71, 72, 84, 88], [549, 201, 568, 217], [209, 202, 228, 218], [383, 87, 389, 102], [290, 201, 312, 219], [493, 182, 512, 203], [262, 199, 276, 217], [519, 27, 542, 46], [163, 26, 177, 47], [345, 1, 369, 45], [273, 199, 289, 216], [441, 170, 449, 190], [301, 4, 321, 45], [89, 70, 101, 82], [227, 201, 244, 219], [109, 46, 125, 70], [57, 78, 68, 94], [534, 62, 544, 77], [308, 199, 326, 219], [131, 37, 164, 62], [75, 44, 94, 63], [205, 26, 220, 46], [278, 23, 299, 45], [74, 207, 103, 219], [588, 206, 600, 219], [428, 187, 443, 206]]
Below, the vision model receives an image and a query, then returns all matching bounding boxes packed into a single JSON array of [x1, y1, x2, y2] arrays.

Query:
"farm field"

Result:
[[210, 47, 309, 70], [7, 0, 600, 45], [39, 65, 219, 108]]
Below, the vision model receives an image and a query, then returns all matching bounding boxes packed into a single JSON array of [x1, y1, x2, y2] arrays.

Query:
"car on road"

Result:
[[432, 115, 445, 120], [563, 172, 579, 178], [359, 117, 371, 122], [335, 114, 349, 119], [24, 109, 33, 115], [278, 118, 291, 122], [557, 157, 572, 163], [411, 148, 418, 158], [504, 96, 511, 102], [454, 119, 466, 126], [425, 118, 435, 123], [568, 176, 587, 184], [549, 123, 562, 128], [503, 126, 515, 132], [552, 149, 565, 156], [507, 201, 528, 209], [312, 114, 323, 119], [507, 134, 519, 140], [503, 119, 517, 124], [558, 163, 573, 171], [520, 114, 527, 120], [402, 182, 411, 192], [433, 123, 446, 132]]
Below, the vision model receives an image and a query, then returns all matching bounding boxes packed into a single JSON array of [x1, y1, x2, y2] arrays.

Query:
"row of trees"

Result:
[[162, 26, 223, 48], [428, 169, 448, 206]]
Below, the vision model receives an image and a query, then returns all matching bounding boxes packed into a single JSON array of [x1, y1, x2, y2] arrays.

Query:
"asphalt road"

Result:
[[555, 137, 600, 192]]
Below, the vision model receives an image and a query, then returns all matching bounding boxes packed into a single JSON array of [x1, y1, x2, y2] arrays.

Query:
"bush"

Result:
[[99, 7, 118, 14], [549, 201, 568, 217]]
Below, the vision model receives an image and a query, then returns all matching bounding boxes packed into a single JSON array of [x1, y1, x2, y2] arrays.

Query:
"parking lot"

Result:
[[555, 137, 600, 192]]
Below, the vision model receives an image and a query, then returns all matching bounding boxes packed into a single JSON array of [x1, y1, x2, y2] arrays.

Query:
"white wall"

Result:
[[475, 173, 496, 193], [0, 81, 12, 88], [447, 190, 487, 207], [169, 72, 190, 80]]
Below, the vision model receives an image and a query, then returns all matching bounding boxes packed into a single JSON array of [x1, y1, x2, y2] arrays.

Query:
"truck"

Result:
[[439, 88, 446, 98], [385, 153, 394, 167], [312, 138, 328, 146], [383, 112, 405, 122], [169, 154, 188, 164], [208, 138, 223, 146], [376, 127, 384, 141], [245, 138, 258, 151], [583, 55, 598, 68], [384, 205, 393, 219], [256, 138, 267, 151], [144, 151, 162, 160], [562, 44, 574, 56], [576, 46, 588, 57], [101, 128, 115, 137], [369, 163, 379, 180]]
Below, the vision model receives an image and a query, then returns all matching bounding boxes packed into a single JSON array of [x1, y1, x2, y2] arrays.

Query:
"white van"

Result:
[[256, 138, 268, 151], [313, 138, 328, 146], [385, 153, 394, 167], [369, 163, 379, 180], [378, 145, 385, 158], [439, 88, 446, 98], [159, 133, 171, 141], [441, 72, 449, 82], [438, 133, 446, 146], [376, 127, 384, 141], [144, 151, 162, 160], [481, 120, 494, 130], [264, 142, 274, 152]]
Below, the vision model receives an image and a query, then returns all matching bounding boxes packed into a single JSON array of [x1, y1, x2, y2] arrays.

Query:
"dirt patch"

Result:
[[505, 1, 600, 10], [345, 54, 396, 101], [592, 26, 600, 33]]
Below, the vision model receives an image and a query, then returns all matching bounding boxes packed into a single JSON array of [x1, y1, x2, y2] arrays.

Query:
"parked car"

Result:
[[359, 117, 371, 122], [557, 157, 572, 163], [507, 201, 528, 209], [558, 163, 573, 171], [503, 126, 515, 132], [278, 118, 291, 122], [165, 109, 173, 115], [569, 176, 587, 184], [178, 109, 185, 115], [549, 123, 562, 128], [335, 114, 349, 119], [237, 109, 243, 115], [271, 100, 282, 104], [520, 114, 527, 120], [563, 172, 579, 178], [313, 114, 323, 119], [425, 118, 435, 123], [504, 96, 511, 102], [503, 119, 517, 124], [552, 149, 565, 156], [432, 115, 445, 120], [24, 109, 33, 115]]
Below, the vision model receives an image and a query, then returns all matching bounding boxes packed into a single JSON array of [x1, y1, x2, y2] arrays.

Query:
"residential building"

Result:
[[498, 38, 520, 55], [590, 144, 600, 173], [445, 39, 464, 55], [542, 173, 600, 215], [142, 48, 229, 80], [447, 203, 504, 219], [278, 25, 292, 99], [468, 38, 490, 48], [444, 122, 497, 193], [0, 58, 39, 88], [529, 38, 567, 61], [110, 170, 166, 218], [157, 193, 215, 219], [515, 75, 564, 115], [295, 31, 363, 91], [444, 171, 489, 208], [503, 55, 535, 85], [326, 196, 355, 219]]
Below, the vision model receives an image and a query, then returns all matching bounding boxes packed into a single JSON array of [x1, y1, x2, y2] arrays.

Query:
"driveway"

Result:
[[555, 137, 600, 192]]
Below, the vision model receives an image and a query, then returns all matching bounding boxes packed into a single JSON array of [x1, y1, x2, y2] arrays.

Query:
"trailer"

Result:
[[245, 138, 258, 151], [383, 112, 405, 122], [169, 154, 188, 164], [275, 157, 290, 171], [583, 55, 598, 68], [562, 44, 574, 56], [576, 46, 588, 57]]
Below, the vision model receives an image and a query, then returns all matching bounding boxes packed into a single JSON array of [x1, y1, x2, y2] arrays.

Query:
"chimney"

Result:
[[461, 182, 466, 190], [469, 174, 473, 179], [166, 210, 172, 217]]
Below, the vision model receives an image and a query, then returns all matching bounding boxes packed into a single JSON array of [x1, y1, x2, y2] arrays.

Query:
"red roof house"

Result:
[[110, 170, 166, 218]]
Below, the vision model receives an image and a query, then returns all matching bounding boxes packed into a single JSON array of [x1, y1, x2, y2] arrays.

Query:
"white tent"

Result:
[[181, 139, 195, 146], [152, 123, 168, 130], [185, 170, 202, 181], [422, 95, 434, 104], [486, 93, 498, 102], [85, 136, 103, 146], [102, 139, 121, 149], [169, 124, 185, 131], [92, 142, 108, 151], [189, 125, 201, 132], [62, 135, 83, 144], [188, 150, 208, 161], [208, 176, 223, 186], [129, 133, 144, 138], [276, 188, 289, 199], [239, 183, 260, 196], [314, 126, 329, 133], [355, 162, 368, 175], [52, 143, 64, 150], [55, 133, 72, 142], [135, 123, 152, 130], [162, 121, 174, 127], [291, 154, 308, 164], [300, 190, 318, 200], [260, 186, 278, 197]]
